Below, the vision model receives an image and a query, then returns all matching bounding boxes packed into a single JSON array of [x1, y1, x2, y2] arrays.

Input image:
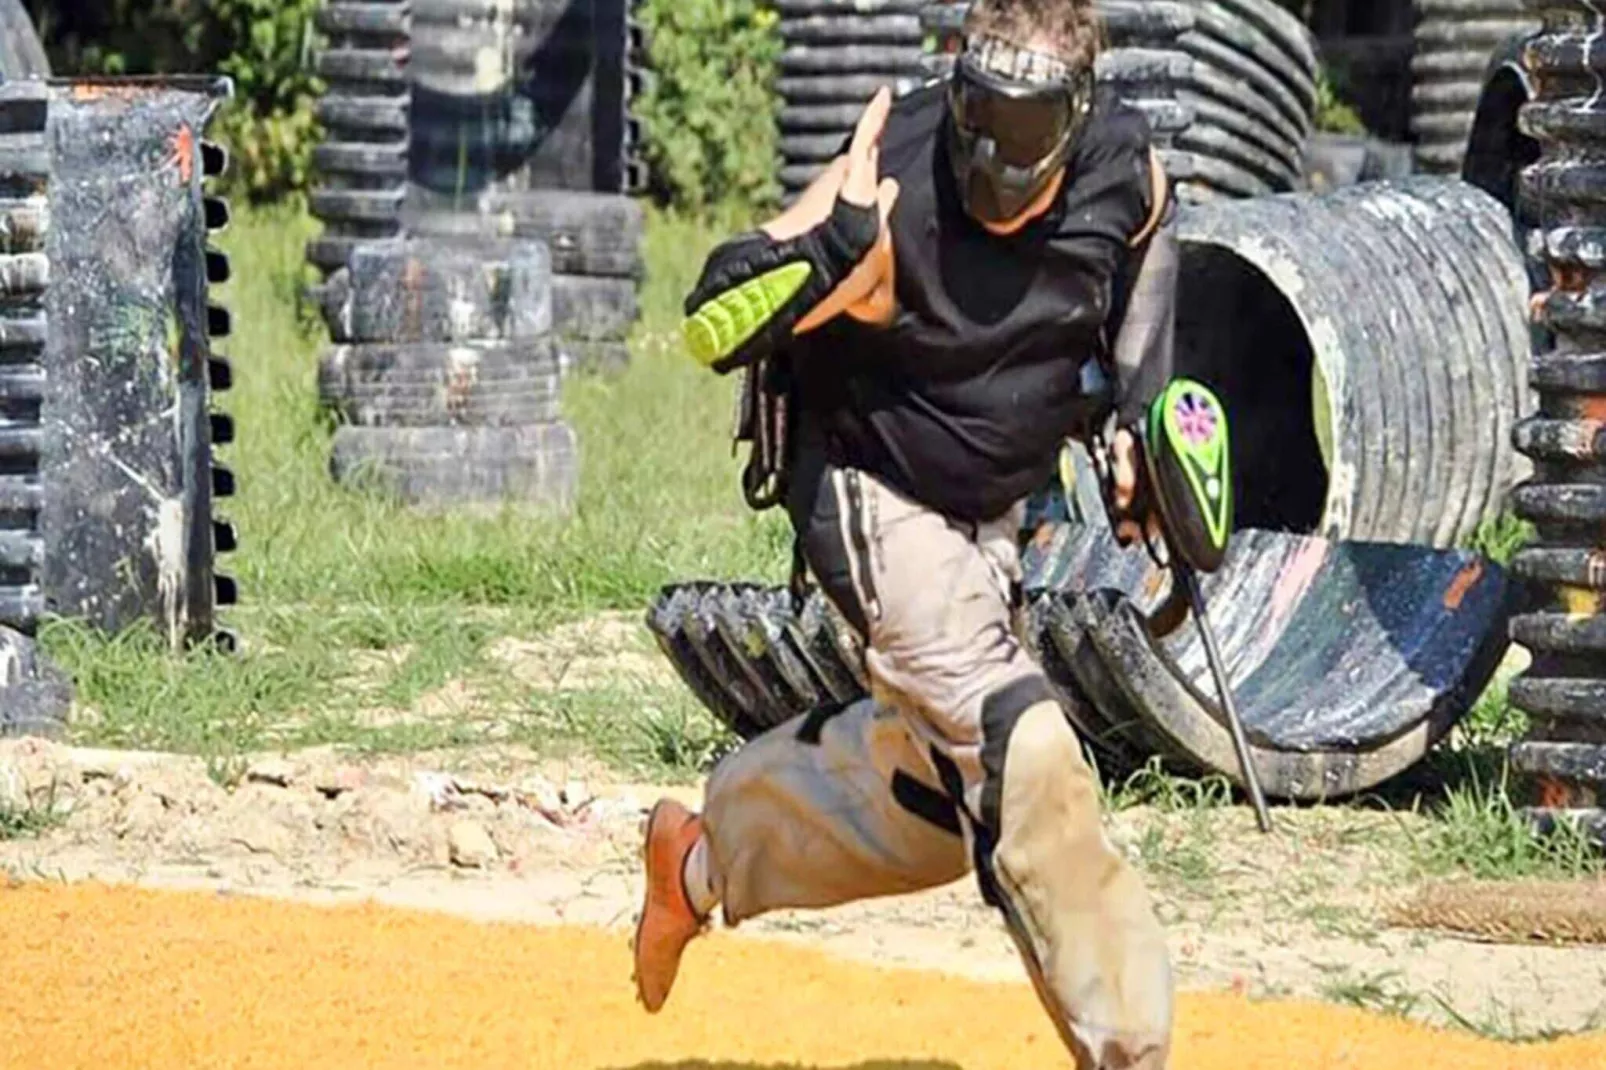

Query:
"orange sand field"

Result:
[[1, 881, 1603, 1069]]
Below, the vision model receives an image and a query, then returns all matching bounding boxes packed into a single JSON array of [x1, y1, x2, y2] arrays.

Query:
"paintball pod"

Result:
[[1079, 377, 1273, 833]]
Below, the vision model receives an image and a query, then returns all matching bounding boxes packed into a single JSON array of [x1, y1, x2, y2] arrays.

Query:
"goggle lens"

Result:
[[948, 62, 1083, 167]]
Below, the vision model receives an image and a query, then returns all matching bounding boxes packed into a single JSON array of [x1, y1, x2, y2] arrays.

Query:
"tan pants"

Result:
[[699, 463, 1175, 1069]]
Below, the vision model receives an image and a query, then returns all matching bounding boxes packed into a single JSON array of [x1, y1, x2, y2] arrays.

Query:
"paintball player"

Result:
[[632, 0, 1179, 1066]]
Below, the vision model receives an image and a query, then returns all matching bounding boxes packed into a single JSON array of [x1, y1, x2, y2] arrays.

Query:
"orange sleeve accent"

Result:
[[793, 221, 897, 334], [1127, 146, 1170, 248]]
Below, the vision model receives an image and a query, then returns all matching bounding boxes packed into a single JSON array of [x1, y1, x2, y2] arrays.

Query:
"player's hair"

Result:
[[962, 0, 1103, 69]]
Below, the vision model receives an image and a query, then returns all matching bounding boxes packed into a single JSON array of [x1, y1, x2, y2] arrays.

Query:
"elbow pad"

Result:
[[681, 194, 881, 375]]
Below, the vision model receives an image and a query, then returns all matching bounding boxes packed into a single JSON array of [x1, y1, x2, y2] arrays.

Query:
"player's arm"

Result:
[[1105, 147, 1179, 538], [1110, 146, 1178, 427], [680, 90, 900, 375]]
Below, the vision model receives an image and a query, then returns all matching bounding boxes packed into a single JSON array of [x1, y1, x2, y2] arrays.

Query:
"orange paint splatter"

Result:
[[1442, 560, 1484, 611], [169, 123, 195, 185], [1537, 775, 1587, 811], [1551, 263, 1592, 294]]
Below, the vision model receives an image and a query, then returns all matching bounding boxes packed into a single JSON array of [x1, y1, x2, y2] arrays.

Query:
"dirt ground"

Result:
[[2, 728, 1603, 1041]]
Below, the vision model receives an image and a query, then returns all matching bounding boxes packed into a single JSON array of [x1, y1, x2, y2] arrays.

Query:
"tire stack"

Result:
[[0, 78, 71, 735], [401, 0, 645, 374], [405, 0, 640, 196], [307, 0, 412, 280], [318, 237, 579, 510], [1507, 4, 1606, 847], [0, 81, 47, 637], [1410, 0, 1540, 175], [917, 0, 1317, 202], [776, 0, 930, 199], [404, 189, 644, 377], [509, 191, 642, 376], [1171, 0, 1318, 199]]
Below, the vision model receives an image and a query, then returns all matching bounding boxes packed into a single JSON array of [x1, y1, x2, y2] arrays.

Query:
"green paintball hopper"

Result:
[[682, 260, 814, 371], [1145, 378, 1232, 575]]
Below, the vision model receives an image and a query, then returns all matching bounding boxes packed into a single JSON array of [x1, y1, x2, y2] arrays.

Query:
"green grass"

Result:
[[1313, 966, 1422, 1019], [39, 200, 787, 777], [1400, 756, 1606, 882], [0, 781, 64, 841]]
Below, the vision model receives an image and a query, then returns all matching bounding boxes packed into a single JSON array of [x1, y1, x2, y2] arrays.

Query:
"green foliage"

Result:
[[1314, 66, 1367, 137], [634, 0, 783, 214], [204, 0, 324, 202], [210, 90, 322, 204], [26, 0, 324, 202], [1466, 511, 1536, 567]]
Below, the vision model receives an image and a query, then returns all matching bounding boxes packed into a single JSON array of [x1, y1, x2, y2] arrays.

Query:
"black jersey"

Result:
[[787, 80, 1168, 523]]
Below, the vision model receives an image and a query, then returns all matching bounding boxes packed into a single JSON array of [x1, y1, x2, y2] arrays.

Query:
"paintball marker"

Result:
[[1081, 377, 1273, 834]]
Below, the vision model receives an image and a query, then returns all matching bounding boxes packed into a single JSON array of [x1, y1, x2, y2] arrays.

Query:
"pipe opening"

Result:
[[1174, 244, 1329, 536], [1461, 67, 1537, 221]]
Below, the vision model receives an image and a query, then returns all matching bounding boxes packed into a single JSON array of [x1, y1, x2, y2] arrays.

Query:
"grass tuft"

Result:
[[1404, 757, 1605, 882]]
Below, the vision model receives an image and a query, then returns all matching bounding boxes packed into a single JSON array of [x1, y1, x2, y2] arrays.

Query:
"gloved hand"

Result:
[[771, 87, 901, 333], [681, 88, 901, 374]]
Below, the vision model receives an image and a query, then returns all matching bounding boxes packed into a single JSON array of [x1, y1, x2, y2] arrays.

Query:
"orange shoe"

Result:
[[631, 797, 708, 1012]]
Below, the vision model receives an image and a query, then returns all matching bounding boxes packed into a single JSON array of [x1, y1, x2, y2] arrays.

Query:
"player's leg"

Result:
[[632, 692, 969, 1012], [841, 473, 1175, 1069]]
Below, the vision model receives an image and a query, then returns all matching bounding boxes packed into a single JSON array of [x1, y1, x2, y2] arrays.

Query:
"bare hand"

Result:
[[1111, 428, 1162, 548], [785, 87, 903, 332], [839, 86, 899, 214], [763, 86, 900, 241]]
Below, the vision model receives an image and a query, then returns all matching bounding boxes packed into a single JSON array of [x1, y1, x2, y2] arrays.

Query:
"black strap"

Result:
[[788, 537, 810, 615], [738, 354, 794, 512]]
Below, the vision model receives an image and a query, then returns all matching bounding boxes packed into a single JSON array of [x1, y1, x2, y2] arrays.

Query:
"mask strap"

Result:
[[964, 33, 1074, 86]]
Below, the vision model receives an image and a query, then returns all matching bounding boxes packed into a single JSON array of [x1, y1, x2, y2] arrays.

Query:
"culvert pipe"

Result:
[[1173, 176, 1532, 549], [646, 175, 1533, 799], [644, 505, 1516, 800], [306, 0, 410, 279], [1020, 487, 1514, 799]]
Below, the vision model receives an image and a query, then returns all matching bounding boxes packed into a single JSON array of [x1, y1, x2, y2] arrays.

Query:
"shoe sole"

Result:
[[630, 798, 677, 1008]]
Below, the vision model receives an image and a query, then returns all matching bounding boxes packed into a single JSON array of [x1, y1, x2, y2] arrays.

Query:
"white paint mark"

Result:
[[447, 279, 477, 340], [144, 496, 187, 651]]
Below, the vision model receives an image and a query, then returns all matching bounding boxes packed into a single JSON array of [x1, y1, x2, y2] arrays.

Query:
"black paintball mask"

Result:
[[944, 34, 1095, 227]]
